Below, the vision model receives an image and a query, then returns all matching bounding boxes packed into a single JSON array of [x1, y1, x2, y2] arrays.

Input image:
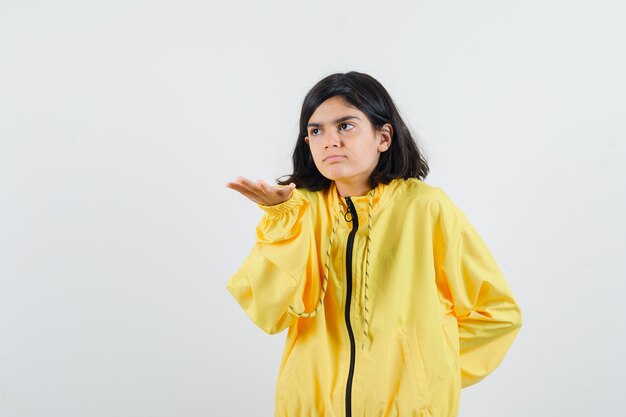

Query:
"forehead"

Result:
[[308, 96, 365, 123]]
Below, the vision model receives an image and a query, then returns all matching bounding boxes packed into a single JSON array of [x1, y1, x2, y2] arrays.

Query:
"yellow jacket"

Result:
[[226, 178, 522, 417]]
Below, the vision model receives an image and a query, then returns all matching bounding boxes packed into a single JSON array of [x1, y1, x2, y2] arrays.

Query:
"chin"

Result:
[[321, 174, 345, 183], [320, 168, 349, 181], [315, 168, 335, 180]]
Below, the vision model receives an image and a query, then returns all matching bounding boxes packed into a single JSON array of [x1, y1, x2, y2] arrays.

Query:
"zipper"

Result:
[[344, 197, 358, 417]]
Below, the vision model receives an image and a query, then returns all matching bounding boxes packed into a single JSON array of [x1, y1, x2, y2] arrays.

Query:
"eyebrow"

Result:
[[306, 115, 361, 128]]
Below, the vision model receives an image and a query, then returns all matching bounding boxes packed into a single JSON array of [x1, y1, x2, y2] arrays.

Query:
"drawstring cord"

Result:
[[287, 187, 376, 352], [288, 210, 341, 318], [361, 189, 374, 351]]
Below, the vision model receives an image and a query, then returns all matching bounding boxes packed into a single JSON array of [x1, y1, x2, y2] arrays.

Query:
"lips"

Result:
[[324, 155, 345, 163]]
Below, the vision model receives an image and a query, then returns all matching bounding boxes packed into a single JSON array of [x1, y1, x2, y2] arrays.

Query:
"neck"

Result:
[[335, 180, 371, 197]]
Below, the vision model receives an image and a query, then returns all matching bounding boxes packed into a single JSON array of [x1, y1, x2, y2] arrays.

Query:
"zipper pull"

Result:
[[344, 197, 354, 222]]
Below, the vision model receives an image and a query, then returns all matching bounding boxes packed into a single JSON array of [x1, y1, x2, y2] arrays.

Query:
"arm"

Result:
[[225, 189, 317, 335], [435, 192, 523, 388]]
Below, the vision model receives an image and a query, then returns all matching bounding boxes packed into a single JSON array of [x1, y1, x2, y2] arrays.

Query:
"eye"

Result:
[[339, 123, 354, 131], [309, 127, 321, 136]]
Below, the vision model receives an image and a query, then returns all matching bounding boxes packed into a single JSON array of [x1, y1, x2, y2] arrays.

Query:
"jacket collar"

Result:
[[326, 179, 392, 224]]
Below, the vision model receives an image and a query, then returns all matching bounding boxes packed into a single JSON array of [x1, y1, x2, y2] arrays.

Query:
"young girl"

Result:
[[225, 71, 522, 417]]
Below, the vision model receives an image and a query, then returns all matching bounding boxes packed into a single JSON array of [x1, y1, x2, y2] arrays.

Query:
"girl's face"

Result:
[[305, 96, 392, 197]]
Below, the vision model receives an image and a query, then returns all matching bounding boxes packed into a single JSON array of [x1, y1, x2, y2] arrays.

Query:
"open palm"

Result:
[[225, 176, 296, 206]]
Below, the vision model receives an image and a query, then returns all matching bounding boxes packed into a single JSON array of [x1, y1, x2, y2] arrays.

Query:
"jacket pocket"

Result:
[[399, 330, 432, 410]]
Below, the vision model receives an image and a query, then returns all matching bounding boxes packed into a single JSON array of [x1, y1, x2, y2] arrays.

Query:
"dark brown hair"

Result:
[[277, 71, 429, 191]]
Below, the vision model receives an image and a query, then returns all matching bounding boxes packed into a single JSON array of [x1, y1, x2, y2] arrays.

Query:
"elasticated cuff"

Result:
[[257, 189, 304, 219]]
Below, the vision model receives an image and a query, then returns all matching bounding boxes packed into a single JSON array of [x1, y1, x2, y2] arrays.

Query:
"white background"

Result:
[[1, 1, 625, 416]]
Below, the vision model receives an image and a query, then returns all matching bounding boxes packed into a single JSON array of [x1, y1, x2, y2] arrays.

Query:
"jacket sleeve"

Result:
[[436, 192, 523, 388], [225, 189, 317, 335]]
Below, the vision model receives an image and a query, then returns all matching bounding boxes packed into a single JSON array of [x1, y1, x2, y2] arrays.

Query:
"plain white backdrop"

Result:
[[1, 0, 625, 416]]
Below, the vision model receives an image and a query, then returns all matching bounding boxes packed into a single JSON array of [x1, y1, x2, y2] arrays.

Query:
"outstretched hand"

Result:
[[225, 176, 296, 206]]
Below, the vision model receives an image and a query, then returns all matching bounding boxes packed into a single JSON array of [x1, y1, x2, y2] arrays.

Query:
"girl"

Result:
[[225, 71, 522, 417]]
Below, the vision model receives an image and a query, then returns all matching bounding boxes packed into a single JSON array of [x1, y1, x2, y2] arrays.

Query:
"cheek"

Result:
[[362, 147, 381, 167], [309, 147, 324, 164], [310, 143, 322, 155]]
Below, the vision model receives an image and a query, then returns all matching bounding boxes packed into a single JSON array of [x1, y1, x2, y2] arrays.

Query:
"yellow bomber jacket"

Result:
[[226, 178, 522, 417]]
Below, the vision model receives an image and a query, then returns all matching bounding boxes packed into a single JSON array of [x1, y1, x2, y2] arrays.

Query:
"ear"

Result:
[[377, 123, 393, 152], [304, 136, 309, 144]]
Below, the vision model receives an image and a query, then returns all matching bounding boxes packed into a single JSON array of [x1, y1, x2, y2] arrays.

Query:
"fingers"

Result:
[[256, 179, 271, 194], [225, 181, 262, 204], [226, 176, 267, 204], [226, 177, 296, 205], [252, 178, 284, 204], [242, 178, 276, 205]]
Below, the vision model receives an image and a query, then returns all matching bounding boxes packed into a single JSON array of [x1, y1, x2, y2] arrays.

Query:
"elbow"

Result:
[[500, 297, 522, 331], [502, 301, 522, 339], [255, 312, 296, 335], [265, 326, 287, 336], [511, 299, 522, 330]]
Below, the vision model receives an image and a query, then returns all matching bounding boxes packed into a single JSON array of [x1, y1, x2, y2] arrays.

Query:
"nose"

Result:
[[323, 131, 341, 149]]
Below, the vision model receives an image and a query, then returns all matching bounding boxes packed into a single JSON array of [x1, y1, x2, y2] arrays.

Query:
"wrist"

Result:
[[258, 189, 302, 218]]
